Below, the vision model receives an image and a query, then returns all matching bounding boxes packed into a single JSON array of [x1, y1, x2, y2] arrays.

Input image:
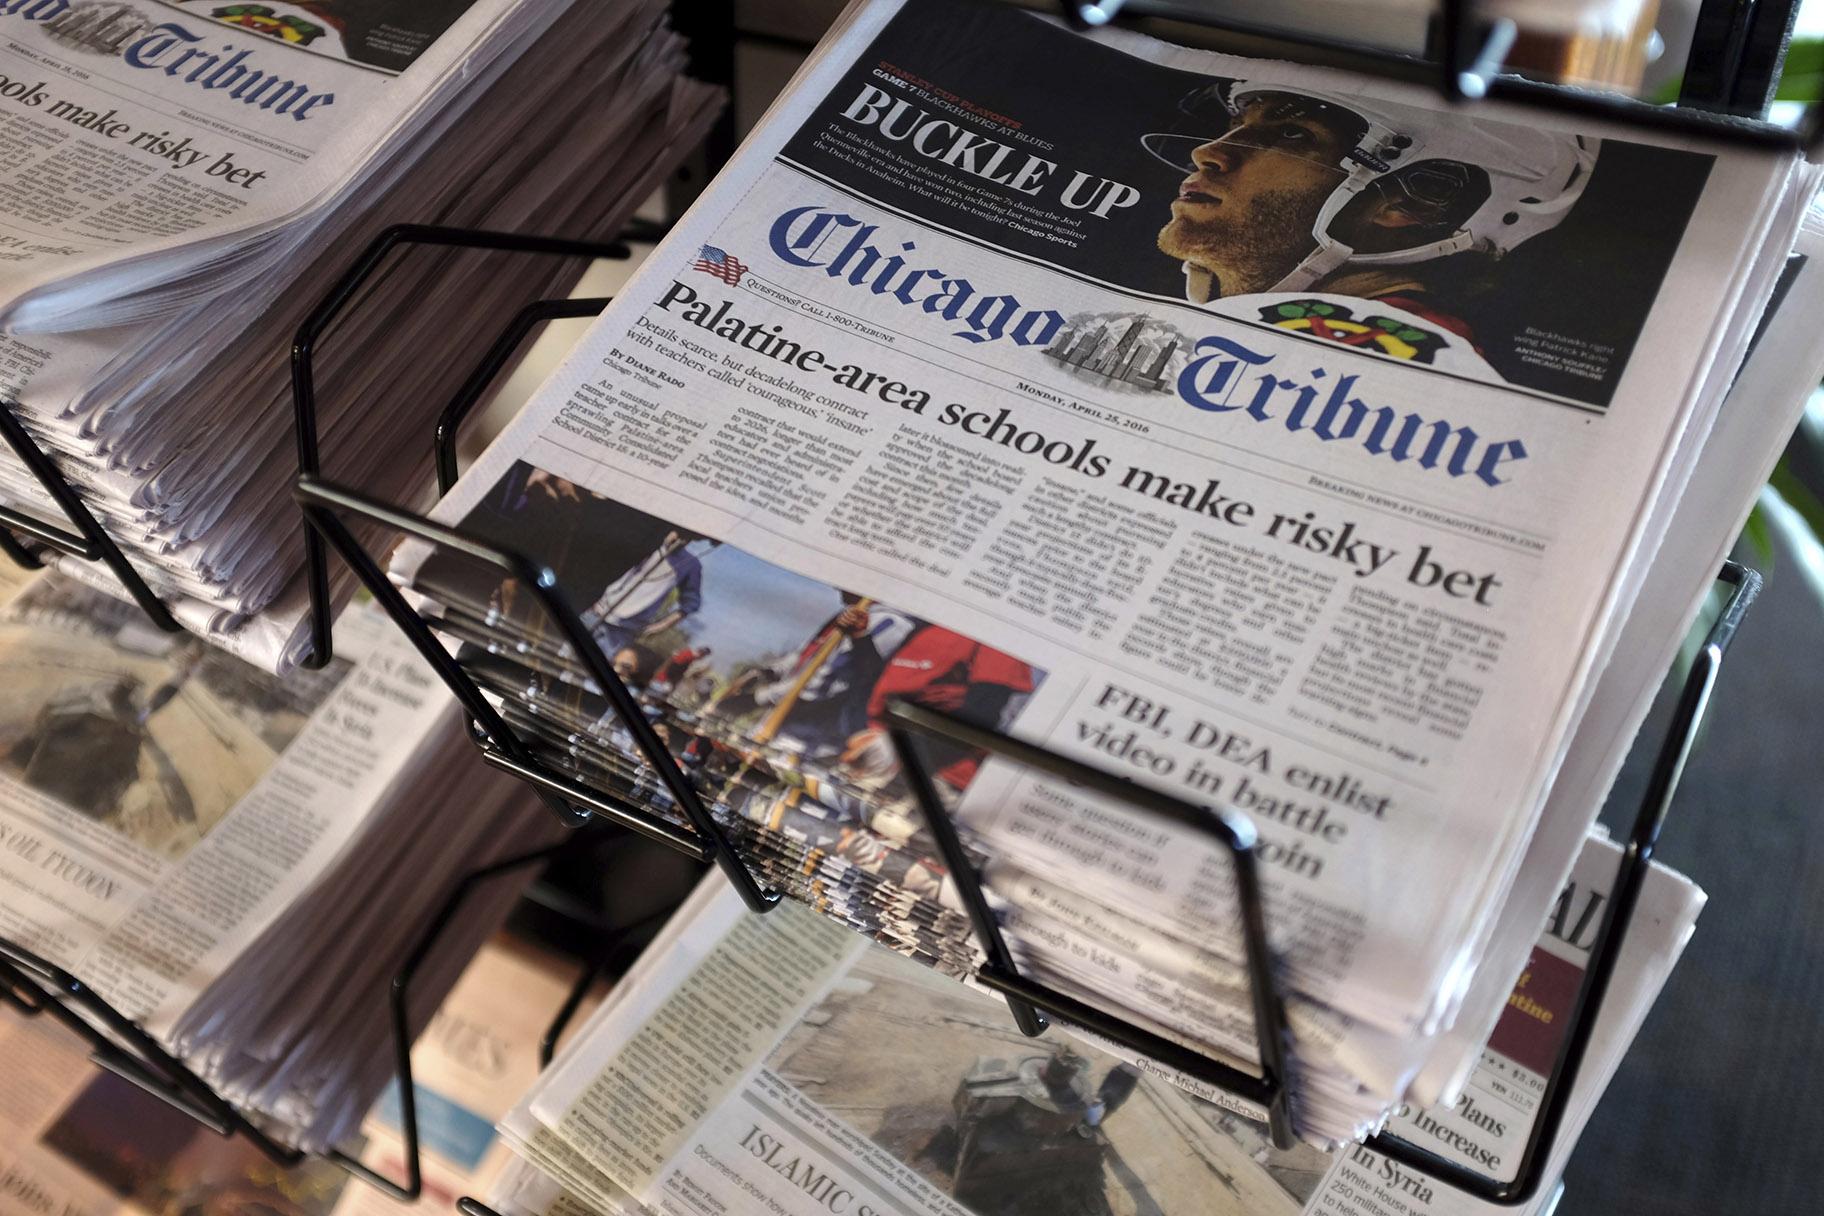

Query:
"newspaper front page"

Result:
[[0, 573, 448, 1037], [414, 0, 1794, 1044], [504, 829, 1701, 1216]]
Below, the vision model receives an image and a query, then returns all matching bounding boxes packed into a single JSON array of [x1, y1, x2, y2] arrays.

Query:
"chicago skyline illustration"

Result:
[[1042, 315, 1180, 392]]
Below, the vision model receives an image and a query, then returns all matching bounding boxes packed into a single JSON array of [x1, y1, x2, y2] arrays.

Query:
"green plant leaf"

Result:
[[1740, 500, 1776, 565], [1766, 456, 1824, 541], [1758, 476, 1824, 613], [1776, 38, 1824, 100]]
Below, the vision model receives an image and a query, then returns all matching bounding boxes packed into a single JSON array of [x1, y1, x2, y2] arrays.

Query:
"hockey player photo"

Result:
[[1145, 82, 1596, 379], [780, 0, 1716, 408]]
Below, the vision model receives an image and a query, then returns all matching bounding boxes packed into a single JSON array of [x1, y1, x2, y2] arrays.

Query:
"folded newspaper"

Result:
[[484, 827, 1702, 1216], [0, 0, 574, 331], [388, 0, 1824, 1147], [0, 0, 722, 670], [0, 568, 561, 1152]]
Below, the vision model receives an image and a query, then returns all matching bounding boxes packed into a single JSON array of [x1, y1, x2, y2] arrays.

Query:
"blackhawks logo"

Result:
[[210, 5, 326, 46], [1258, 299, 1445, 364]]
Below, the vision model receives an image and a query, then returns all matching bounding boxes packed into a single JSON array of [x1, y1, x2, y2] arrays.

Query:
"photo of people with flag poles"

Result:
[[406, 460, 1046, 949]]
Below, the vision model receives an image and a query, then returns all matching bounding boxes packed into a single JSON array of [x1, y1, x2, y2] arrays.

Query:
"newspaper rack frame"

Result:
[[887, 700, 1292, 1131], [0, 228, 660, 1200], [291, 223, 652, 673], [893, 561, 1762, 1205], [0, 826, 661, 1196], [387, 534, 1756, 1216], [291, 261, 1764, 1204], [289, 223, 780, 918], [0, 0, 1798, 1206], [0, 400, 182, 633]]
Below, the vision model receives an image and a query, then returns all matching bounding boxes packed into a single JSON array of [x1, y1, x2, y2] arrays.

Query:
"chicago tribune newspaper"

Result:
[[0, 0, 554, 330], [395, 0, 1816, 1143], [491, 830, 1703, 1216], [0, 0, 720, 673]]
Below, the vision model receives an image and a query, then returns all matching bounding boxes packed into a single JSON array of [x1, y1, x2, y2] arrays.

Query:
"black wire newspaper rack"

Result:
[[0, 223, 663, 1196], [0, 401, 182, 633], [298, 377, 1761, 1204], [0, 0, 1808, 1207], [283, 200, 1765, 1207]]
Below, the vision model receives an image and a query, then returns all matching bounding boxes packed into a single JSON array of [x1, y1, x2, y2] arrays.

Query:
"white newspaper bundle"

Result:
[[482, 826, 1703, 1216], [0, 0, 723, 671], [0, 0, 563, 332], [386, 0, 1822, 1147], [0, 569, 562, 1152]]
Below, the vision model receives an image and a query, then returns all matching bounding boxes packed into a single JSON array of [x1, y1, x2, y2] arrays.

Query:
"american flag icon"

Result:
[[692, 245, 748, 286]]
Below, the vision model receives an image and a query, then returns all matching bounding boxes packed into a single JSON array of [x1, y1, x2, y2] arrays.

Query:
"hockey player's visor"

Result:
[[1319, 159, 1492, 255], [1141, 88, 1370, 176], [1361, 161, 1482, 213]]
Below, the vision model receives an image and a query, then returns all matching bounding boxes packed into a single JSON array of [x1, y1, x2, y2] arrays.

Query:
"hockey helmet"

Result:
[[1143, 81, 1597, 291]]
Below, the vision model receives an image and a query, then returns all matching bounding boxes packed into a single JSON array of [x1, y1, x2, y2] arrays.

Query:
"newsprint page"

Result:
[[423, 0, 1791, 1042], [0, 0, 529, 326], [502, 830, 1702, 1216], [0, 571, 447, 1037]]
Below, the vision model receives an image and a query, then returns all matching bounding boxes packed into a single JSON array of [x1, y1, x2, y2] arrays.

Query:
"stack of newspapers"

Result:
[[0, 562, 560, 1153], [485, 828, 1702, 1216], [393, 0, 1824, 1160], [0, 0, 721, 670]]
